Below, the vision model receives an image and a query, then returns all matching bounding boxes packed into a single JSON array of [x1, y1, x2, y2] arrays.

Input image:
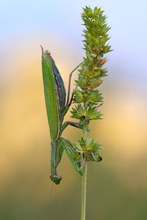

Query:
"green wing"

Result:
[[41, 49, 59, 141], [51, 56, 66, 116]]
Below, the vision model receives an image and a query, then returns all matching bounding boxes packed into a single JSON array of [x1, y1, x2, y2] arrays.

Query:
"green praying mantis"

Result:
[[41, 47, 83, 184]]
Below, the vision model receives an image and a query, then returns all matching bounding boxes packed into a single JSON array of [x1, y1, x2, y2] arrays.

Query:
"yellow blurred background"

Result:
[[1, 0, 147, 219]]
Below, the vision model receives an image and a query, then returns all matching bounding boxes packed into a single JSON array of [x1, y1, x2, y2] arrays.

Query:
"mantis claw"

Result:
[[50, 174, 62, 185]]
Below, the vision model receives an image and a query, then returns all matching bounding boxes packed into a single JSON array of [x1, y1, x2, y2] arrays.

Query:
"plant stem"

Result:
[[80, 104, 88, 220], [81, 161, 88, 220]]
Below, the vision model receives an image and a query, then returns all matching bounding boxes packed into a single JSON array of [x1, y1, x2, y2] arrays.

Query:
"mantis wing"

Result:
[[41, 49, 60, 141]]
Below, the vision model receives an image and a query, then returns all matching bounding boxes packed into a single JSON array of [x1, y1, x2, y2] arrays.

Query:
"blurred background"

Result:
[[1, 0, 147, 219]]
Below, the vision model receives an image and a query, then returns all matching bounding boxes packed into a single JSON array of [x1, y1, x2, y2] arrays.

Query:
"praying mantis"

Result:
[[41, 47, 82, 184]]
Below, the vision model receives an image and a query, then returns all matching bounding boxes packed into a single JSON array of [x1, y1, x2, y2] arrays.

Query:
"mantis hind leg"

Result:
[[61, 121, 81, 134]]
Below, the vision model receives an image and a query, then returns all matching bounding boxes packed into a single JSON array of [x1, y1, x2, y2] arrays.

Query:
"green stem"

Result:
[[80, 113, 88, 220], [81, 160, 88, 220]]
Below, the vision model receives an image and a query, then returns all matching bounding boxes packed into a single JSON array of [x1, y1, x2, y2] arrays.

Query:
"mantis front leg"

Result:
[[60, 63, 83, 134], [50, 139, 64, 184], [66, 62, 82, 106]]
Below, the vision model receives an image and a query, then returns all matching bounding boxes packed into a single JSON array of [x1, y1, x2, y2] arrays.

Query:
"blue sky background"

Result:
[[1, 0, 147, 83]]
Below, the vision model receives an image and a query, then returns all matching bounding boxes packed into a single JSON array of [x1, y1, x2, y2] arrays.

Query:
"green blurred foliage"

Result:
[[1, 47, 147, 220]]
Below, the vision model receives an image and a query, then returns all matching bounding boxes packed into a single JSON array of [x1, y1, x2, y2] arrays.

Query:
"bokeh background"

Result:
[[1, 0, 147, 219]]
